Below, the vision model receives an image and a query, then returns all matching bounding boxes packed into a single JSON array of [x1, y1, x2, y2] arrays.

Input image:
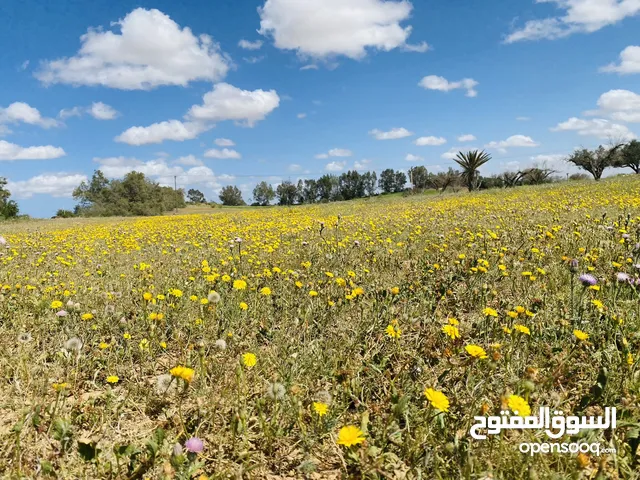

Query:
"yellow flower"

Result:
[[573, 330, 589, 341], [170, 366, 195, 383], [123, 332, 131, 340], [106, 375, 119, 384], [424, 388, 450, 412], [50, 300, 63, 309], [465, 344, 488, 359], [385, 324, 401, 338], [627, 353, 634, 366], [309, 290, 318, 297], [99, 342, 110, 349], [514, 324, 531, 335], [447, 318, 459, 325], [483, 307, 498, 317], [390, 287, 400, 295], [81, 313, 94, 321], [260, 287, 271, 296], [242, 352, 257, 368], [52, 382, 69, 392], [239, 302, 248, 310], [507, 395, 531, 417], [337, 425, 365, 447], [336, 278, 346, 287], [143, 292, 153, 301], [507, 311, 518, 318], [313, 402, 328, 416], [139, 338, 150, 351], [442, 324, 460, 340], [233, 279, 247, 290]]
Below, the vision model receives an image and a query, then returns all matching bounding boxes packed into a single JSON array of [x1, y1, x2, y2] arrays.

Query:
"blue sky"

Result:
[[1, 0, 639, 217]]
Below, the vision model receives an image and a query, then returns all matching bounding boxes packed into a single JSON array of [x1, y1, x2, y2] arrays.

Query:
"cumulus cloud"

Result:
[[115, 120, 209, 145], [258, 0, 421, 60], [36, 8, 230, 90], [405, 153, 423, 162], [60, 102, 119, 120], [288, 163, 302, 172], [415, 136, 447, 146], [354, 159, 372, 170], [186, 83, 280, 127], [551, 117, 636, 140], [325, 160, 346, 172], [300, 64, 319, 71], [93, 156, 183, 178], [601, 45, 640, 74], [0, 140, 66, 161], [238, 39, 263, 50], [6, 173, 87, 199], [214, 138, 235, 146], [457, 134, 476, 142], [441, 148, 462, 160], [204, 148, 241, 159], [505, 0, 640, 43], [369, 127, 413, 140], [588, 89, 640, 123], [419, 75, 478, 97], [297, 113, 307, 119], [315, 148, 353, 159], [0, 102, 59, 128], [403, 41, 430, 53], [89, 102, 118, 120], [485, 135, 539, 151]]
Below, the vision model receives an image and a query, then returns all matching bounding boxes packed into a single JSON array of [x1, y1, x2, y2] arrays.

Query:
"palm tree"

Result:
[[454, 150, 492, 191]]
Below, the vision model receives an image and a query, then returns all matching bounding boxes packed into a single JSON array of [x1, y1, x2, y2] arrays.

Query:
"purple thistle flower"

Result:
[[621, 234, 630, 240], [184, 437, 204, 453], [579, 274, 597, 287], [569, 259, 579, 273], [56, 310, 68, 317], [354, 240, 360, 247], [616, 272, 631, 283]]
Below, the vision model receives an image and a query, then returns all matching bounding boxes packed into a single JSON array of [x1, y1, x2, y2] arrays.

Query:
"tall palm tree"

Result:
[[454, 150, 492, 191]]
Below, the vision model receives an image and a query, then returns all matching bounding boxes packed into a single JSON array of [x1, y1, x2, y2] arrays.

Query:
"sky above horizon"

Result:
[[1, 0, 640, 217]]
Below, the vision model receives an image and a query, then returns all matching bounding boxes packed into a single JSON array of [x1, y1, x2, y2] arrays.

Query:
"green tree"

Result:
[[408, 166, 429, 190], [338, 170, 364, 200], [378, 169, 396, 193], [187, 189, 206, 203], [361, 171, 377, 196], [393, 171, 407, 192], [276, 181, 298, 205], [0, 177, 19, 219], [615, 140, 640, 174], [219, 186, 246, 206], [454, 150, 492, 191], [317, 175, 338, 202], [252, 181, 275, 206], [565, 144, 623, 181]]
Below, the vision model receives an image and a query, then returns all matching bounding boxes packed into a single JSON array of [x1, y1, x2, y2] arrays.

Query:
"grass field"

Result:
[[1, 177, 640, 479]]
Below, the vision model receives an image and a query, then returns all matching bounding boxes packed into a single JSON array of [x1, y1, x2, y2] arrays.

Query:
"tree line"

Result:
[[1, 140, 639, 218]]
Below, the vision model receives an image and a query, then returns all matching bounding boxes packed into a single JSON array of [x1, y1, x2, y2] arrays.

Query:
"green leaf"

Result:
[[78, 441, 99, 462]]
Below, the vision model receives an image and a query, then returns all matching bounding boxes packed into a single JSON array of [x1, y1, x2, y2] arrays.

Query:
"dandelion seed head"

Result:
[[214, 339, 227, 350], [266, 382, 286, 400], [64, 337, 83, 352]]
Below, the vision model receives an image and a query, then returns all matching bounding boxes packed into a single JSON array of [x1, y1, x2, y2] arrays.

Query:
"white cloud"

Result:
[[297, 113, 307, 119], [405, 153, 423, 162], [204, 148, 241, 159], [415, 136, 447, 146], [215, 138, 235, 146], [300, 64, 319, 70], [0, 140, 66, 161], [94, 156, 183, 178], [19, 60, 30, 71], [0, 102, 59, 128], [186, 83, 280, 127], [418, 75, 478, 97], [601, 45, 640, 74], [238, 39, 263, 50], [115, 120, 209, 145], [485, 135, 539, 151], [354, 159, 372, 170], [325, 160, 346, 172], [6, 173, 87, 199], [402, 41, 430, 53], [243, 56, 265, 64], [551, 117, 636, 140], [505, 0, 640, 43], [175, 155, 203, 166], [288, 163, 302, 172], [59, 106, 83, 120], [329, 148, 352, 157], [315, 153, 329, 159], [590, 89, 640, 122], [457, 134, 476, 142], [88, 102, 118, 120], [516, 116, 531, 121], [369, 127, 413, 140], [36, 8, 230, 90], [441, 148, 462, 160], [258, 0, 420, 60]]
